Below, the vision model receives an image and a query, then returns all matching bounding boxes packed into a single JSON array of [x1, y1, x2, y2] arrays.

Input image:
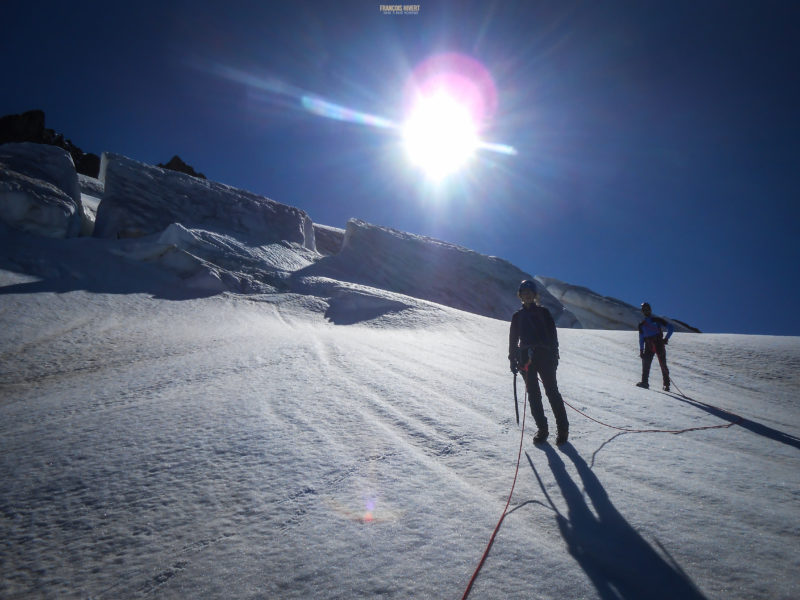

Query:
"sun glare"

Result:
[[402, 92, 479, 180], [204, 53, 516, 183]]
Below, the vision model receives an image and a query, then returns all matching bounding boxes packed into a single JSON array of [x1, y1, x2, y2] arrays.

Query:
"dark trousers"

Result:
[[642, 335, 669, 386], [523, 351, 568, 433]]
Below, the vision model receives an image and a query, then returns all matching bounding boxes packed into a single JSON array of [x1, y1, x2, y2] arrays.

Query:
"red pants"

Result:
[[642, 336, 669, 387]]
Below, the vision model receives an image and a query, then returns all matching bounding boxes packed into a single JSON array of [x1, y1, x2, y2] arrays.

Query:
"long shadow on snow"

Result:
[[288, 265, 417, 325], [0, 261, 217, 301], [526, 444, 707, 600], [323, 293, 411, 325], [659, 391, 800, 451], [0, 227, 221, 301]]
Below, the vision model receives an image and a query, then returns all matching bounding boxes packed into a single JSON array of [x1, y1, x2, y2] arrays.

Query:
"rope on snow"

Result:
[[461, 375, 744, 598]]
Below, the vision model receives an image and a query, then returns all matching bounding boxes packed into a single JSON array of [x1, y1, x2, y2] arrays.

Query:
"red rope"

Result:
[[461, 377, 742, 599], [461, 384, 527, 600]]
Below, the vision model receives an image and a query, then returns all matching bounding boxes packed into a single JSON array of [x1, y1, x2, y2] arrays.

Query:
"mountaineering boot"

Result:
[[555, 431, 569, 445], [636, 381, 649, 389], [533, 429, 549, 444], [663, 383, 670, 392]]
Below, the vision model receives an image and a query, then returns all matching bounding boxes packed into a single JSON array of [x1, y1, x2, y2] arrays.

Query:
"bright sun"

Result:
[[401, 91, 479, 180]]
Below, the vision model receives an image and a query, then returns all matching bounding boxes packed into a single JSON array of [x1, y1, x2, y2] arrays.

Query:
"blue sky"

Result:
[[2, 0, 798, 335]]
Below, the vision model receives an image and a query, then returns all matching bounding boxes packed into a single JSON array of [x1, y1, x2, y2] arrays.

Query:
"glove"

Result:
[[639, 350, 644, 358], [663, 338, 669, 345], [510, 359, 518, 374]]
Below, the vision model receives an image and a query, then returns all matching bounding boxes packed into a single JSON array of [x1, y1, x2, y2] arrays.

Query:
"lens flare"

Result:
[[301, 96, 394, 129], [196, 57, 517, 180], [325, 495, 404, 525], [404, 53, 499, 132]]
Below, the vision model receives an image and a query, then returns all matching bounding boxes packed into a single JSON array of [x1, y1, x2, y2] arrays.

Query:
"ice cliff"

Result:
[[0, 143, 697, 331]]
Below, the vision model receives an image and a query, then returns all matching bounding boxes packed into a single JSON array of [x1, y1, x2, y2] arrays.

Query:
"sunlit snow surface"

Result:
[[1, 279, 798, 599], [0, 149, 798, 599]]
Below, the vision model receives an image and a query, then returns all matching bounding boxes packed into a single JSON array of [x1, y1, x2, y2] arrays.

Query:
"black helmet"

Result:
[[518, 280, 538, 296], [641, 302, 652, 312]]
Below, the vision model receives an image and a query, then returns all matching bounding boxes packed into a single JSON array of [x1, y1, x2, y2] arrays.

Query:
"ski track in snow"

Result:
[[1, 290, 798, 599]]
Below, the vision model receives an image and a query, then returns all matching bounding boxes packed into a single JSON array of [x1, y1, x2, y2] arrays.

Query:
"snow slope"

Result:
[[1, 146, 797, 599], [1, 268, 798, 599]]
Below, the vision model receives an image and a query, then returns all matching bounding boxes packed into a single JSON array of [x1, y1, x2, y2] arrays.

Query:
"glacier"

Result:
[[1, 142, 798, 599]]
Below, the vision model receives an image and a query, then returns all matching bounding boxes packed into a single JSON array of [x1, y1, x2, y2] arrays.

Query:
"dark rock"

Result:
[[75, 153, 101, 177], [157, 155, 206, 179], [0, 109, 46, 142], [0, 109, 100, 178]]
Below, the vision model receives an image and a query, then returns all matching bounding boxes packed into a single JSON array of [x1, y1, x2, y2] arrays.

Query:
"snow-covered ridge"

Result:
[[312, 223, 345, 256], [536, 276, 696, 333], [0, 143, 696, 330], [297, 219, 579, 325], [96, 153, 315, 249], [0, 143, 83, 238]]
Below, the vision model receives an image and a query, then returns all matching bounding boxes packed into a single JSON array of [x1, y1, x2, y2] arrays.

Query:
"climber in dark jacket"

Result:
[[509, 280, 568, 445], [637, 302, 674, 391]]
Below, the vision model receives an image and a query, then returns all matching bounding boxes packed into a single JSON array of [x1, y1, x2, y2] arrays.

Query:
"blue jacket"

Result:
[[638, 316, 674, 352]]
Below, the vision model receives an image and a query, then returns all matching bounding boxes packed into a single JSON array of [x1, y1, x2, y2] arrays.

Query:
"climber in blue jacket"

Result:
[[637, 302, 674, 391]]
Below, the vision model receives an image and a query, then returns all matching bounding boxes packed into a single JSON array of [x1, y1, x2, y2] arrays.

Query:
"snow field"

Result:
[[1, 288, 798, 599]]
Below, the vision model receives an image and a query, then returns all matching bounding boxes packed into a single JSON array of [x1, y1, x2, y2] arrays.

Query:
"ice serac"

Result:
[[94, 153, 315, 250], [0, 142, 83, 238], [535, 275, 697, 332], [313, 223, 345, 256], [299, 219, 579, 324]]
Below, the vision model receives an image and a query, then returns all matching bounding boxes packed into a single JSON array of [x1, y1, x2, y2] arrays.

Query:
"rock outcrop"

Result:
[[157, 155, 206, 179], [0, 110, 100, 177]]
